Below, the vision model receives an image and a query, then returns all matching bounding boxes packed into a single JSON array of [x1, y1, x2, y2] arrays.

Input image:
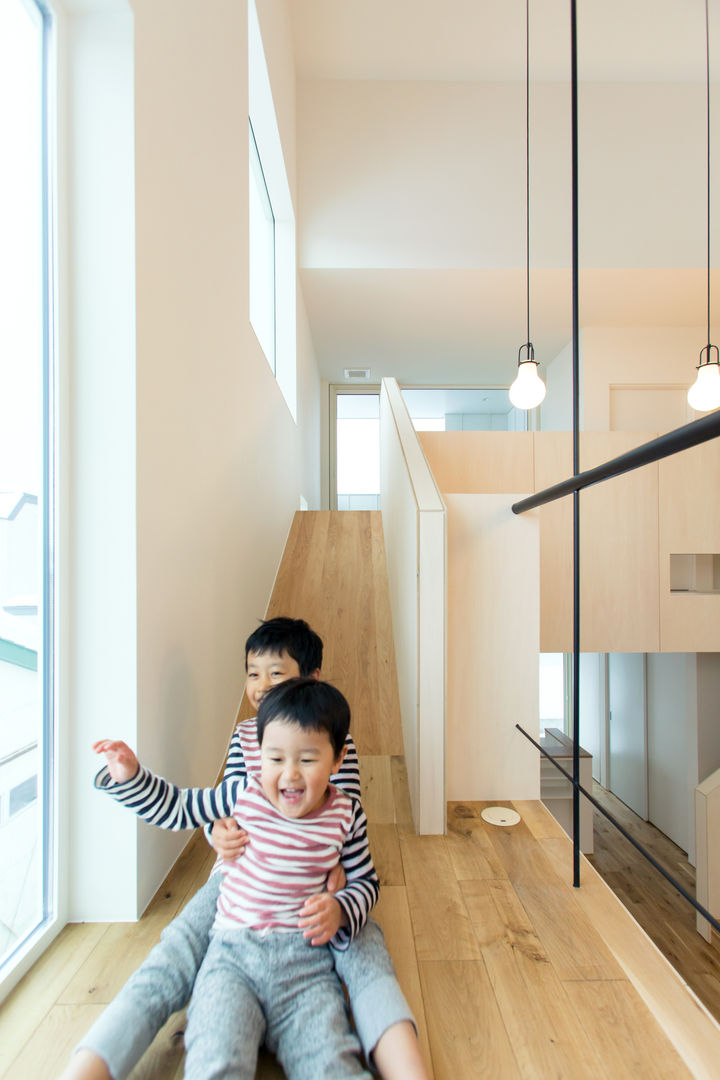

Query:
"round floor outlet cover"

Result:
[[481, 806, 521, 827]]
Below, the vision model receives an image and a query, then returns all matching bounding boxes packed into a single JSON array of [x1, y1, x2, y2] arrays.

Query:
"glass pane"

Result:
[[336, 394, 380, 506], [539, 653, 565, 735], [249, 121, 276, 372], [402, 386, 527, 431], [0, 0, 50, 969]]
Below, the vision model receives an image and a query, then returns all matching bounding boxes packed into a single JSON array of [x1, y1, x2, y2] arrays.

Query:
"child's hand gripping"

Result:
[[210, 818, 250, 862], [297, 862, 348, 946], [93, 739, 140, 784]]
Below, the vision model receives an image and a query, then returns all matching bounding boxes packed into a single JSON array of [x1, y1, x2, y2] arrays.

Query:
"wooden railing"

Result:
[[695, 767, 720, 941]]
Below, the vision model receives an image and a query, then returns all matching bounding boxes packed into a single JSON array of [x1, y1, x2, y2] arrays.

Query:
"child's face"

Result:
[[245, 649, 302, 711], [260, 719, 345, 819]]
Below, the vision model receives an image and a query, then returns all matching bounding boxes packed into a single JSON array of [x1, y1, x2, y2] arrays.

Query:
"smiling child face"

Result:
[[259, 718, 345, 819], [244, 650, 303, 712]]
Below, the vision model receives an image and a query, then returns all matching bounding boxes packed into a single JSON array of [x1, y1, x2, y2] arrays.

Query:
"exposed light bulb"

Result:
[[688, 359, 720, 412], [509, 360, 546, 410]]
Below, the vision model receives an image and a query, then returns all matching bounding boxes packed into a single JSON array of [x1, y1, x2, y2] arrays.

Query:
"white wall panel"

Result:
[[446, 495, 540, 801]]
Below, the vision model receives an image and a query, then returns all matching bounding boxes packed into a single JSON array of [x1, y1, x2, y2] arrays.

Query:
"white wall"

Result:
[[380, 379, 445, 834], [296, 74, 713, 386], [595, 651, 720, 864], [541, 341, 574, 432], [446, 495, 540, 801], [696, 653, 720, 786], [67, 0, 322, 919], [578, 653, 606, 786], [647, 653, 691, 854], [581, 327, 704, 430], [64, 5, 138, 921], [608, 653, 647, 820]]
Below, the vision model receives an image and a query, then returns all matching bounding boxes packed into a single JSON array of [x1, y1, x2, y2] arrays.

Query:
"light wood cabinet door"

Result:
[[536, 432, 660, 653], [659, 437, 720, 651]]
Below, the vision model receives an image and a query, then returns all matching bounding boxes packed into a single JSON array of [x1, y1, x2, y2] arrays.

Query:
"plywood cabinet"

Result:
[[536, 432, 660, 653], [422, 428, 717, 653], [534, 433, 574, 652], [659, 438, 720, 651]]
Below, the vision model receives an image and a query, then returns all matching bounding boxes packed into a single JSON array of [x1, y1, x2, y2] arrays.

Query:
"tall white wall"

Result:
[[446, 495, 540, 801], [542, 326, 706, 434], [67, 0, 321, 919], [647, 653, 691, 854], [697, 653, 720, 785], [64, 5, 139, 921], [540, 341, 574, 432], [581, 327, 705, 430], [380, 380, 445, 834]]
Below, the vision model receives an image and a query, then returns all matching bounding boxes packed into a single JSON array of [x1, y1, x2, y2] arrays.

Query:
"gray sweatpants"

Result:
[[77, 875, 413, 1078], [185, 928, 371, 1079]]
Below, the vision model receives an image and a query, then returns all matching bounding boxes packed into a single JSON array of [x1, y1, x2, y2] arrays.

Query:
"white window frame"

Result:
[[329, 384, 382, 511], [0, 0, 59, 1000], [249, 118, 276, 375], [248, 0, 296, 419]]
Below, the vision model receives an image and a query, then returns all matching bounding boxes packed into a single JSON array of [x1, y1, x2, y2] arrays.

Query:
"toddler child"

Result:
[[94, 678, 376, 1078], [62, 618, 427, 1080]]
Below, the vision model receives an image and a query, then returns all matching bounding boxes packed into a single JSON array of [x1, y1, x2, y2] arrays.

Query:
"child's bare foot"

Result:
[[58, 1048, 112, 1080], [373, 1020, 430, 1079]]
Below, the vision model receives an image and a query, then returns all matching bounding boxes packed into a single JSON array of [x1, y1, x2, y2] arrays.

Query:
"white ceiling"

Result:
[[290, 0, 707, 84], [288, 0, 719, 387]]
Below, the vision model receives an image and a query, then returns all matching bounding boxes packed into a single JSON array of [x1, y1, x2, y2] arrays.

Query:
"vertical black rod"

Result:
[[570, 0, 581, 888], [706, 0, 711, 347], [526, 0, 530, 343]]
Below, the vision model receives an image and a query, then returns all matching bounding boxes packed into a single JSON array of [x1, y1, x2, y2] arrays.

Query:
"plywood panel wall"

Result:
[[659, 438, 720, 651], [424, 430, 665, 653], [445, 494, 540, 801], [419, 431, 534, 493]]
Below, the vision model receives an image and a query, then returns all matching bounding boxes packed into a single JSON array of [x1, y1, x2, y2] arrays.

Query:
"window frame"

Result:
[[248, 117, 277, 376], [328, 384, 382, 511], [0, 0, 59, 999]]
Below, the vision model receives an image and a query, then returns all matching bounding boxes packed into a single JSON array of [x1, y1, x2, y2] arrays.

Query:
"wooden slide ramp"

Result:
[[3, 511, 720, 1077]]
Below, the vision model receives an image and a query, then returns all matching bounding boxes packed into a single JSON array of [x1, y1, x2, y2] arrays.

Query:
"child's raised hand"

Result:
[[298, 892, 346, 946], [93, 739, 139, 784], [210, 817, 250, 862]]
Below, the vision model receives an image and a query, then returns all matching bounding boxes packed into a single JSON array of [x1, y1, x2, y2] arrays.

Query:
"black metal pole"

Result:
[[511, 410, 720, 514], [570, 0, 581, 888], [515, 723, 720, 936]]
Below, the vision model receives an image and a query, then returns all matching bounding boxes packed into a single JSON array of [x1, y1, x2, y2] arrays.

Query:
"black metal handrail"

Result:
[[516, 724, 720, 937], [512, 411, 720, 516], [510, 0, 720, 917]]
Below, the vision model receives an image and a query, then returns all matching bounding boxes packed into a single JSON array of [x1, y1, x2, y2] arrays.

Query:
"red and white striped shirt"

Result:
[[215, 774, 358, 933], [95, 725, 378, 947]]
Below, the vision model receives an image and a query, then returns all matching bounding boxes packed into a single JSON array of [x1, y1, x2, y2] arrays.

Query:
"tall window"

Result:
[[248, 0, 296, 417], [249, 120, 276, 374], [330, 388, 381, 510], [0, 0, 54, 975]]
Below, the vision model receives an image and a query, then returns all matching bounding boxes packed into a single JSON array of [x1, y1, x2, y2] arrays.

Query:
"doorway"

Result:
[[329, 386, 381, 510]]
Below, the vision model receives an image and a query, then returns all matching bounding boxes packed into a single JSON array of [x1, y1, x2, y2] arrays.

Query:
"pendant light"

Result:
[[509, 0, 546, 411], [688, 0, 720, 412]]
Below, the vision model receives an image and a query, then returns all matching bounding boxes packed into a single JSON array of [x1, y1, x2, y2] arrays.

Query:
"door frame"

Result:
[[328, 384, 381, 511]]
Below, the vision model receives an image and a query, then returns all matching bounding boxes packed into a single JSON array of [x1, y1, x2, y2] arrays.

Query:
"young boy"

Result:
[[94, 678, 377, 1079], [63, 618, 428, 1080]]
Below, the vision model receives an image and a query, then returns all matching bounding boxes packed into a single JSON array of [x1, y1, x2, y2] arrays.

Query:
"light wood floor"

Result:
[[2, 511, 720, 1078], [587, 781, 720, 1025]]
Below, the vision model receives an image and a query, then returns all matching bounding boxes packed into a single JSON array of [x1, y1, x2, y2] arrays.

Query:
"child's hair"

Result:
[[244, 617, 323, 676], [256, 677, 350, 758]]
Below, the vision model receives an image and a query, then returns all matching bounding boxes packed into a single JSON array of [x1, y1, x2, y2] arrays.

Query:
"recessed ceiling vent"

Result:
[[343, 367, 371, 382]]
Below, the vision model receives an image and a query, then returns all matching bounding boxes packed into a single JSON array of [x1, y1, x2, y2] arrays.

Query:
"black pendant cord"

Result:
[[570, 0, 581, 888], [525, 0, 531, 345], [706, 0, 712, 349]]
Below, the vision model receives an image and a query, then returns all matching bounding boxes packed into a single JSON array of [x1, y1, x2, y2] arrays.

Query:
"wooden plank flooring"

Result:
[[587, 781, 720, 1026], [2, 512, 720, 1077]]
